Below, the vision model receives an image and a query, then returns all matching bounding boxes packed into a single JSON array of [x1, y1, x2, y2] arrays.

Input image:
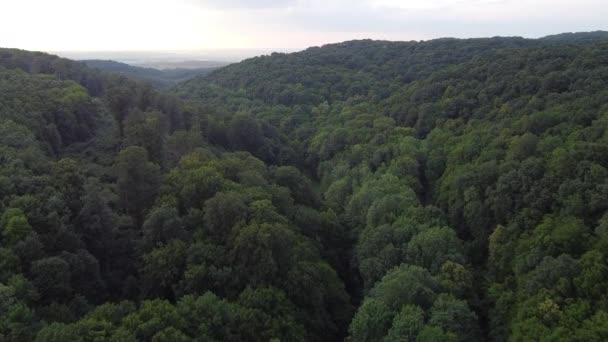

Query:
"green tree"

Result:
[[384, 305, 425, 342], [349, 299, 393, 342], [140, 240, 187, 299], [106, 83, 135, 139], [406, 226, 465, 274], [428, 294, 481, 341], [203, 192, 247, 243], [115, 146, 161, 225], [30, 257, 72, 301], [1, 208, 32, 246]]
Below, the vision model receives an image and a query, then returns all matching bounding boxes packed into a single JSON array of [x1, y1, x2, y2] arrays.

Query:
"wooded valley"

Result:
[[1, 32, 608, 341]]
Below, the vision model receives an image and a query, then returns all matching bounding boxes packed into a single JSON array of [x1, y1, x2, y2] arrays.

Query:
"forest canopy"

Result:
[[1, 32, 608, 341]]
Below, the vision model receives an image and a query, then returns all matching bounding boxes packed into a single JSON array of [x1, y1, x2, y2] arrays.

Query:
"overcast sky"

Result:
[[1, 0, 607, 51]]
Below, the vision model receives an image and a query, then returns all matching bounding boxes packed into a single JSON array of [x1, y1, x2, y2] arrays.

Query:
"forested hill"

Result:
[[172, 33, 608, 341], [539, 30, 608, 43], [1, 31, 608, 342], [0, 48, 352, 341]]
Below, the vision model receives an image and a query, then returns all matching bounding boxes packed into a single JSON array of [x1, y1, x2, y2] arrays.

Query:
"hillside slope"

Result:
[[173, 33, 608, 341], [1, 32, 608, 341], [0, 48, 353, 342]]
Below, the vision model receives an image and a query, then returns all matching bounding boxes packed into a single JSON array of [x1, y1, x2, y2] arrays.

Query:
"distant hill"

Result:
[[540, 30, 608, 43], [82, 59, 222, 88], [136, 60, 228, 70], [172, 31, 608, 341]]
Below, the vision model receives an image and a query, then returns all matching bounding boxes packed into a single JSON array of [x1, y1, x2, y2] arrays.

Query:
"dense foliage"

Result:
[[1, 31, 608, 341], [0, 49, 350, 341], [174, 32, 608, 341]]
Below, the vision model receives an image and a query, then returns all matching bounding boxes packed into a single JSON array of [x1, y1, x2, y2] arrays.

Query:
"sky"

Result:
[[1, 0, 607, 52]]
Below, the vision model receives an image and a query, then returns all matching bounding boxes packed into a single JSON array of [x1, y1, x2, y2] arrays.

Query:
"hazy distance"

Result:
[[54, 49, 299, 69], [2, 0, 607, 53]]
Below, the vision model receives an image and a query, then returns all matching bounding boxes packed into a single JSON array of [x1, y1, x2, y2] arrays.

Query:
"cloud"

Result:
[[3, 0, 607, 51], [222, 0, 607, 39], [188, 0, 298, 9], [369, 0, 509, 11]]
